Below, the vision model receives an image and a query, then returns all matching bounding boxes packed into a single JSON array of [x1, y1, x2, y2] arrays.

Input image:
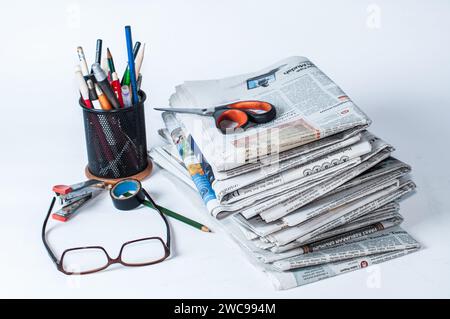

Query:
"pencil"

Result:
[[121, 41, 141, 86], [154, 203, 212, 233], [124, 192, 211, 232], [106, 48, 116, 73]]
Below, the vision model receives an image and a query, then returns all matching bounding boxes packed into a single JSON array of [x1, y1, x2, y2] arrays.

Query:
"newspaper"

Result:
[[220, 157, 361, 204], [246, 202, 400, 250], [239, 217, 404, 264], [157, 113, 376, 218], [153, 56, 420, 290], [233, 163, 407, 237], [150, 126, 395, 222], [158, 119, 366, 206], [269, 247, 419, 290], [212, 134, 363, 199], [327, 156, 411, 195], [242, 132, 394, 220], [271, 206, 403, 253], [212, 127, 365, 181], [221, 216, 419, 289], [151, 133, 419, 289], [241, 201, 400, 245], [266, 180, 416, 246], [215, 138, 371, 202], [149, 145, 196, 189], [282, 169, 404, 226], [161, 112, 223, 217], [169, 56, 371, 171], [248, 182, 400, 246], [272, 227, 420, 270]]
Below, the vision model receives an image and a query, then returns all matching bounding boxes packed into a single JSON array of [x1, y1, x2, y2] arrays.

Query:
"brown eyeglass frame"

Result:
[[42, 189, 171, 275]]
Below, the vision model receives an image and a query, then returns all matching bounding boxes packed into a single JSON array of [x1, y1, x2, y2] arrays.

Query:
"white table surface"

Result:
[[1, 0, 449, 298]]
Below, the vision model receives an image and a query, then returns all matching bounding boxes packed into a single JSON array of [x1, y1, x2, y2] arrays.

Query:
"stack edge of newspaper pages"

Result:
[[150, 57, 419, 290]]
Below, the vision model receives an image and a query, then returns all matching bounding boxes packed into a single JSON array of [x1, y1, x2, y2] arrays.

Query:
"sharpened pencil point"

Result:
[[201, 226, 212, 233]]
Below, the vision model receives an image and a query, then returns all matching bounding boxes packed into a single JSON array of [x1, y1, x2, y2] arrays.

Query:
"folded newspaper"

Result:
[[150, 56, 420, 290]]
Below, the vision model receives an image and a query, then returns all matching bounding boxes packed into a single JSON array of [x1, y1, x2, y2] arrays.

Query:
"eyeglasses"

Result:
[[42, 189, 171, 275]]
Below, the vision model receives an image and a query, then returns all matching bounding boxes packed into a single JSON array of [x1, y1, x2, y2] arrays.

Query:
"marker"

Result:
[[101, 57, 111, 81], [77, 46, 90, 77], [95, 39, 102, 65], [134, 43, 145, 77], [125, 25, 139, 105], [86, 79, 98, 101], [121, 85, 132, 107], [111, 72, 124, 107], [121, 41, 141, 86], [75, 66, 92, 108], [92, 63, 121, 110], [87, 79, 101, 109], [95, 84, 113, 111]]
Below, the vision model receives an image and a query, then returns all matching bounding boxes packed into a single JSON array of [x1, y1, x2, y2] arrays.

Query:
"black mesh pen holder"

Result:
[[80, 91, 152, 182]]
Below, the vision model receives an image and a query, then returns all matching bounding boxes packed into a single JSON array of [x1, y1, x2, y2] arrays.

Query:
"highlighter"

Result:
[[92, 63, 121, 110]]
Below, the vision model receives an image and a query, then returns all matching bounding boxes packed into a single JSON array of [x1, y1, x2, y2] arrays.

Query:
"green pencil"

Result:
[[124, 192, 211, 232]]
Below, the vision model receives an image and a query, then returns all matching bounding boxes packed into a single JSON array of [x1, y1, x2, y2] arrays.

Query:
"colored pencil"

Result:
[[124, 192, 211, 232]]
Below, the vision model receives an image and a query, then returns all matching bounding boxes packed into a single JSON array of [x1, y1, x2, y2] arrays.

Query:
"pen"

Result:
[[111, 72, 124, 107], [121, 41, 141, 86], [92, 63, 121, 110], [87, 78, 96, 99], [95, 84, 113, 110], [125, 25, 139, 105], [134, 43, 145, 77], [75, 66, 92, 108], [95, 39, 102, 65], [137, 74, 142, 91], [87, 79, 101, 109], [77, 46, 90, 77]]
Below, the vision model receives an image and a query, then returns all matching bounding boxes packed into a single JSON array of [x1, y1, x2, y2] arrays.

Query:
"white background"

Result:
[[0, 0, 449, 298]]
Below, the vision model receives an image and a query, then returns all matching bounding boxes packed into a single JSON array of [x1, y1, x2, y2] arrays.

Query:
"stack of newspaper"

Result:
[[150, 56, 420, 290]]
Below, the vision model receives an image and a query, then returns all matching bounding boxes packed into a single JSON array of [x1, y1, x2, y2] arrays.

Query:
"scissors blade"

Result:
[[153, 107, 210, 116]]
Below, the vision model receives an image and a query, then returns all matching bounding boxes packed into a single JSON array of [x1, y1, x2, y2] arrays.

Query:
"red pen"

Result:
[[75, 66, 93, 108], [111, 72, 124, 108]]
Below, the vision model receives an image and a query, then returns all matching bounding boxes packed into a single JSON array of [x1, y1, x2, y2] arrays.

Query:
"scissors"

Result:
[[154, 100, 276, 134]]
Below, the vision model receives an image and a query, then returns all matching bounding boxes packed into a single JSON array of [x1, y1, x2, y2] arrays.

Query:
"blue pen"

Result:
[[125, 25, 139, 105]]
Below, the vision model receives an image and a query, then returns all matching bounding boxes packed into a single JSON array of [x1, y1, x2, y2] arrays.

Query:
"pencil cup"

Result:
[[80, 91, 152, 182]]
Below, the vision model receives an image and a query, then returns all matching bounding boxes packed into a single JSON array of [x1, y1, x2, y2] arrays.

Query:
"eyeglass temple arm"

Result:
[[141, 189, 171, 250], [41, 197, 59, 265]]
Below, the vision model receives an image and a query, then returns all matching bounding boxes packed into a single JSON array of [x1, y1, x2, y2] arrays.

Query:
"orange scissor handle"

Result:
[[227, 101, 273, 112], [227, 101, 276, 124], [215, 109, 249, 133], [214, 101, 276, 134]]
